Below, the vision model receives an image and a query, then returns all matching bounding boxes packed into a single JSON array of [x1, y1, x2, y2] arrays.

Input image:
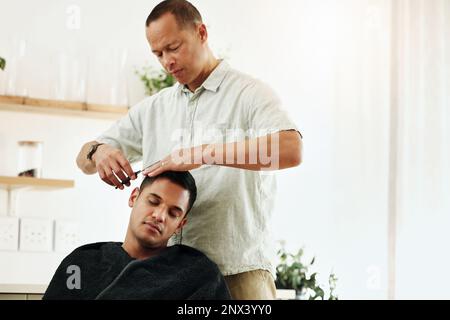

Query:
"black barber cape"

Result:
[[43, 242, 232, 300]]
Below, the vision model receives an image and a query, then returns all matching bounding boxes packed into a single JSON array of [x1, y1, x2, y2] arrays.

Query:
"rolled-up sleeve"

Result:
[[247, 80, 302, 139]]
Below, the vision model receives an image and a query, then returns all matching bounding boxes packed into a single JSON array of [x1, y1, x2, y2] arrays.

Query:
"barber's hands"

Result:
[[92, 144, 136, 190], [142, 146, 203, 177]]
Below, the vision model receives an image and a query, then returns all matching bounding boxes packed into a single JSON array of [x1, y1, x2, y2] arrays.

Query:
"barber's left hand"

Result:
[[142, 147, 203, 177]]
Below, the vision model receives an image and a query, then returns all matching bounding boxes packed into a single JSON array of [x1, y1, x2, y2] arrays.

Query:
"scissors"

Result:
[[115, 160, 160, 189]]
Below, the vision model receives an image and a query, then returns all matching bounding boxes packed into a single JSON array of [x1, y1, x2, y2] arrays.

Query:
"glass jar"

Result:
[[3, 37, 28, 97], [86, 47, 128, 107], [17, 141, 43, 178]]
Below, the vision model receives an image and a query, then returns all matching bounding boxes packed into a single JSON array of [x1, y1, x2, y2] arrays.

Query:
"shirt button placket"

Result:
[[187, 93, 196, 145]]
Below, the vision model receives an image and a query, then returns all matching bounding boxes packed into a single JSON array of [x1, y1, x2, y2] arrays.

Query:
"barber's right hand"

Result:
[[91, 144, 136, 190]]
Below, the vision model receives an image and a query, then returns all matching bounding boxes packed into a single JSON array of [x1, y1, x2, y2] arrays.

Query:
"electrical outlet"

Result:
[[54, 220, 80, 253], [0, 217, 19, 251], [19, 218, 53, 252]]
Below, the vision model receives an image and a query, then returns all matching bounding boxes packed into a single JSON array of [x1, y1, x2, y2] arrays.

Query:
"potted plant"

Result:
[[135, 65, 175, 96], [0, 57, 5, 70], [275, 245, 338, 300]]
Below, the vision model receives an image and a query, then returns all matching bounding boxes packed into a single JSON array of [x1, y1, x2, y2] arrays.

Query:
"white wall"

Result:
[[0, 111, 133, 284], [0, 0, 391, 298], [0, 0, 388, 297], [1, 0, 448, 299]]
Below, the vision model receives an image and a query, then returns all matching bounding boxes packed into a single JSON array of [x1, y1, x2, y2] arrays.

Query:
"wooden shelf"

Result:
[[0, 176, 75, 191], [0, 95, 128, 120], [0, 176, 75, 215]]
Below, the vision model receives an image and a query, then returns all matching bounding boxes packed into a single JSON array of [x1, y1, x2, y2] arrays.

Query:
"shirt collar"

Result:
[[178, 59, 229, 94]]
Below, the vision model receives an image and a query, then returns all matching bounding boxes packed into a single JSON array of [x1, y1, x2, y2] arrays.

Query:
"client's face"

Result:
[[128, 178, 189, 249]]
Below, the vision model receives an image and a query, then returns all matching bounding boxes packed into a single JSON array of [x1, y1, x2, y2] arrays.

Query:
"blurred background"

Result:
[[0, 0, 449, 299]]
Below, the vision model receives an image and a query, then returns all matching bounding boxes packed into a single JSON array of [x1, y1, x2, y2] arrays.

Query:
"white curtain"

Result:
[[272, 0, 449, 299], [392, 0, 450, 299]]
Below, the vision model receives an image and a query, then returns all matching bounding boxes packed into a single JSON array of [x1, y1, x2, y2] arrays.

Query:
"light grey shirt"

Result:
[[97, 60, 300, 277]]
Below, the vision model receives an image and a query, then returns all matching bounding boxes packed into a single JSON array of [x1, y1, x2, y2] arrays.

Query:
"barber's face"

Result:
[[146, 12, 208, 87], [128, 178, 189, 248]]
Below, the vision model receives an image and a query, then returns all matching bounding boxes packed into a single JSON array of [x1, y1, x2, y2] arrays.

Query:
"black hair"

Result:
[[139, 171, 197, 215], [145, 0, 203, 29]]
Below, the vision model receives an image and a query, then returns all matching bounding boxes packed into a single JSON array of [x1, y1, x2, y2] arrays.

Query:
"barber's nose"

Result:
[[162, 54, 175, 71]]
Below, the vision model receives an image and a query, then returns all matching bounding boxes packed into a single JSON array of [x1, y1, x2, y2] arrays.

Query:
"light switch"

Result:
[[54, 220, 80, 253], [19, 218, 53, 252], [0, 217, 20, 251]]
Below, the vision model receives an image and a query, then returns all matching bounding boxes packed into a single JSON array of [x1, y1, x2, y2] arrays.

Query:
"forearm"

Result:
[[200, 131, 302, 171], [76, 141, 98, 175]]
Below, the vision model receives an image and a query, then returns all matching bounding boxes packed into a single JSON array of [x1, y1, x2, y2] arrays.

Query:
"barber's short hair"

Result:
[[139, 171, 197, 215], [145, 0, 203, 30]]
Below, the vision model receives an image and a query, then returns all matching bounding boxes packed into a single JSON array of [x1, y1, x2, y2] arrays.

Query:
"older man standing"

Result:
[[76, 0, 302, 299]]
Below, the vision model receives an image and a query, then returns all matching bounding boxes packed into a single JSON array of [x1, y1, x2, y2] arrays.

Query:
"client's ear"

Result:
[[175, 218, 187, 234], [128, 187, 140, 208]]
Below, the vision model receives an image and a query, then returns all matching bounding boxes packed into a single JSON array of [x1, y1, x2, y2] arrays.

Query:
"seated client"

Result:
[[43, 171, 231, 300]]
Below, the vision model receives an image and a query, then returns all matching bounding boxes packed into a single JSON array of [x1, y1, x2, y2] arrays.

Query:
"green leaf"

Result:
[[0, 57, 5, 70], [275, 244, 338, 299], [135, 65, 175, 96]]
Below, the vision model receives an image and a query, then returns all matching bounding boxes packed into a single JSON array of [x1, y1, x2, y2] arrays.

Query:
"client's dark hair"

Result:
[[139, 171, 197, 215]]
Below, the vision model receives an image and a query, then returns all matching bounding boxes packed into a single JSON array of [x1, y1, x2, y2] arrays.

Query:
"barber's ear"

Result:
[[128, 187, 140, 208]]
